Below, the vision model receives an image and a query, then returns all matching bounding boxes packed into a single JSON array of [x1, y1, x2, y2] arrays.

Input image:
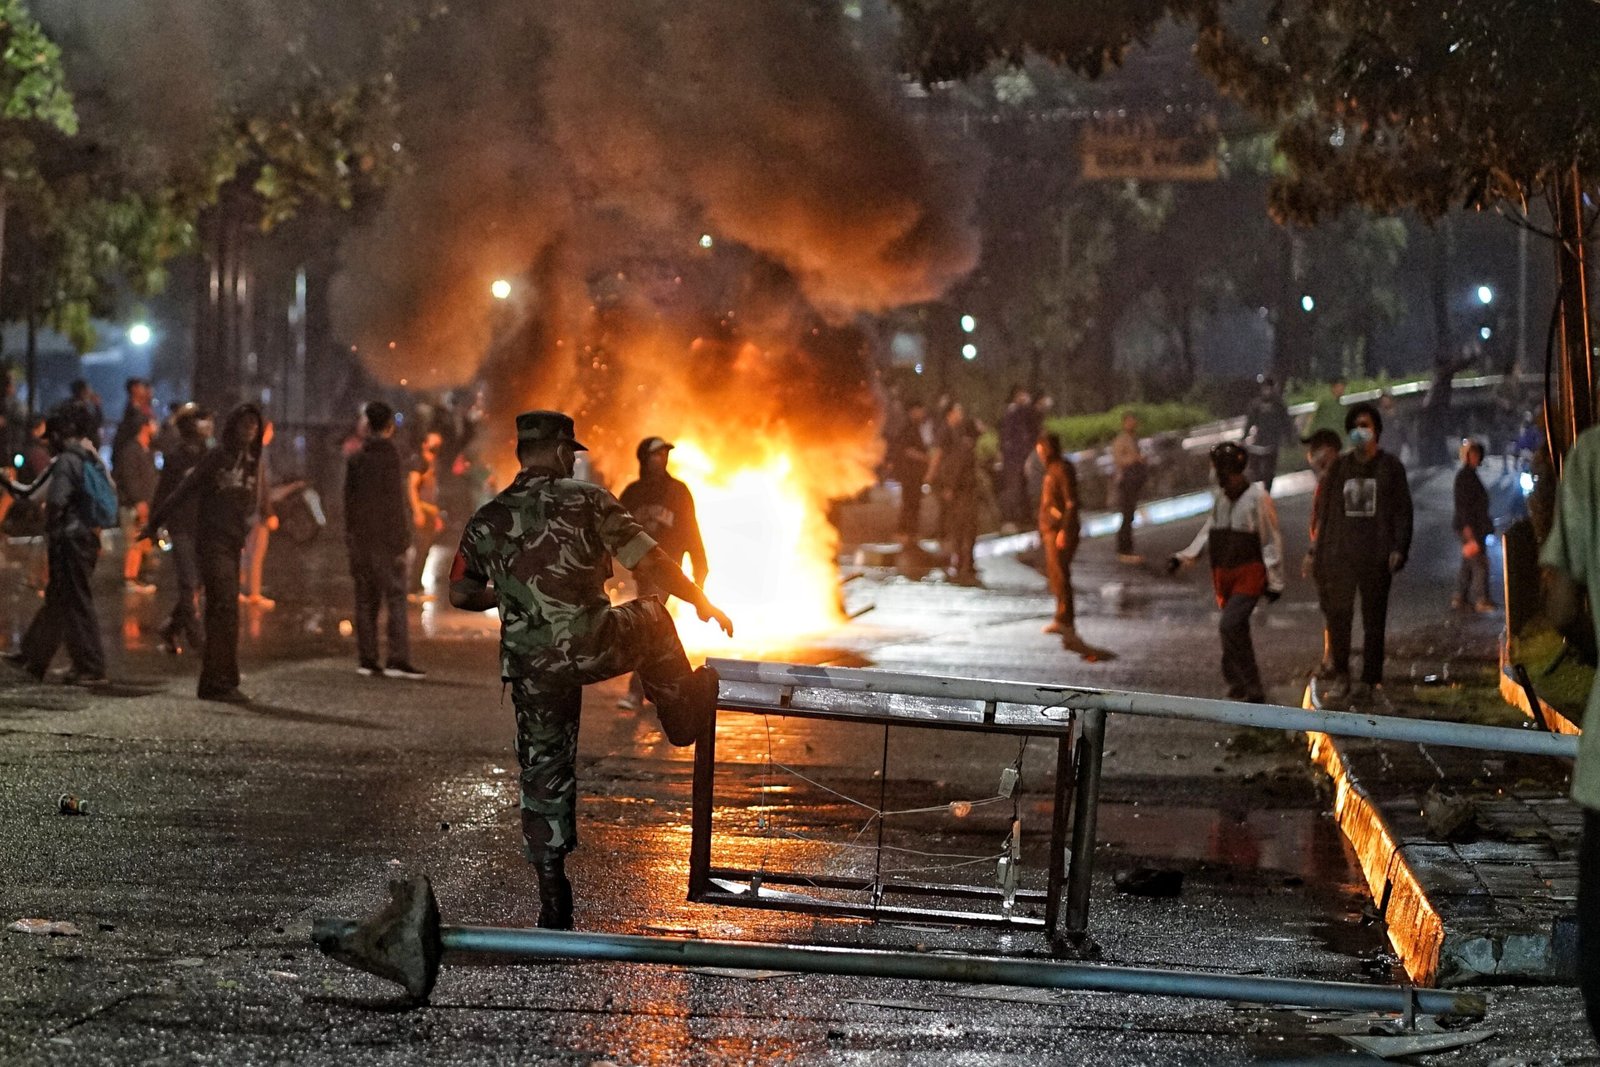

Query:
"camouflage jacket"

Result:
[[454, 465, 657, 679]]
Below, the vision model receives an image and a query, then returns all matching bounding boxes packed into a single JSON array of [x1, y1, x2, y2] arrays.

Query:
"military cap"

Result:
[[515, 409, 587, 450]]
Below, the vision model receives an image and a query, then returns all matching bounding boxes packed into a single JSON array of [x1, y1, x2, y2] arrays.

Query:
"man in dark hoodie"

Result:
[[617, 436, 708, 710], [1309, 401, 1413, 705], [144, 404, 265, 703], [152, 406, 211, 655], [344, 400, 422, 679]]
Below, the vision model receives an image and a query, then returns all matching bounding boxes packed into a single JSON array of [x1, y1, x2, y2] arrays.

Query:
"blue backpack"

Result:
[[74, 448, 119, 529]]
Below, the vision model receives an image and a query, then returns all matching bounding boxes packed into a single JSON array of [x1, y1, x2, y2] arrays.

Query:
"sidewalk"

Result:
[[1303, 619, 1581, 987]]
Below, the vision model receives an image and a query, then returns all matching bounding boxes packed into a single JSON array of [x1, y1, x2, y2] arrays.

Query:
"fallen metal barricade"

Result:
[[696, 659, 1577, 953], [312, 875, 1486, 1017]]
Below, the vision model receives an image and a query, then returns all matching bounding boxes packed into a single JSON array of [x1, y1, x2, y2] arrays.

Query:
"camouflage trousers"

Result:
[[510, 596, 700, 862]]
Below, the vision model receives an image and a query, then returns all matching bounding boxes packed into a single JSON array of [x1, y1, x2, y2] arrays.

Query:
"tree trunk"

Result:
[[1552, 164, 1594, 471]]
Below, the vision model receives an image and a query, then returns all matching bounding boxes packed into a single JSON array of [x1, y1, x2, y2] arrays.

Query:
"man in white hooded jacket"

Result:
[[1168, 441, 1285, 703]]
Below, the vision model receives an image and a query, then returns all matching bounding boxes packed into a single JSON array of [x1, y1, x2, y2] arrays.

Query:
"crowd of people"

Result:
[[0, 376, 491, 700], [880, 374, 1522, 707]]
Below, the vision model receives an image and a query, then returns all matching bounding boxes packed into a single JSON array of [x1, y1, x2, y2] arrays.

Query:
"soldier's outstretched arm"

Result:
[[634, 546, 734, 637]]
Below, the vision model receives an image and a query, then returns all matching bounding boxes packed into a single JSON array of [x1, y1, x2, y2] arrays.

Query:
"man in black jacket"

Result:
[[144, 404, 265, 702], [1452, 438, 1495, 614], [1309, 402, 1413, 705], [618, 436, 707, 709], [345, 401, 423, 679]]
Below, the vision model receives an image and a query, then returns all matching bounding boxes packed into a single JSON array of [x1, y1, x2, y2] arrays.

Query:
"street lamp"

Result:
[[699, 234, 714, 249], [1300, 294, 1315, 313], [961, 343, 978, 361], [1477, 285, 1494, 305], [491, 279, 513, 300], [960, 314, 976, 333], [128, 323, 153, 346]]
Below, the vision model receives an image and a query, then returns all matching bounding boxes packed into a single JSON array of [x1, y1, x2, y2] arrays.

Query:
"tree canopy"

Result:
[[890, 0, 1600, 224]]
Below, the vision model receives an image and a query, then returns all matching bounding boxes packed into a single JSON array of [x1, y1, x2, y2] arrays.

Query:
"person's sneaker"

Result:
[[385, 663, 427, 680], [1117, 553, 1145, 565], [250, 595, 276, 609], [124, 579, 156, 593], [357, 662, 384, 677], [61, 670, 109, 687], [198, 688, 251, 705], [1042, 620, 1065, 635], [616, 693, 642, 711], [1473, 600, 1497, 614]]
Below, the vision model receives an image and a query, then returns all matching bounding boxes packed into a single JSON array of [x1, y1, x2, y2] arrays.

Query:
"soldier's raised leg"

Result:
[[600, 598, 718, 746]]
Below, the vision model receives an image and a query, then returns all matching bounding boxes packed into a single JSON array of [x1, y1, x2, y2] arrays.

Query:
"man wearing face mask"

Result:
[[1308, 402, 1412, 706], [450, 410, 733, 931]]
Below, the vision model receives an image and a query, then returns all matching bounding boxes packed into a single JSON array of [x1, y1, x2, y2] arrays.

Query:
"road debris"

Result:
[[8, 918, 82, 936]]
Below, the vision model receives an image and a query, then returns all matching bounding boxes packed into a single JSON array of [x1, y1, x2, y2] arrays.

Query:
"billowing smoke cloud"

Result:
[[331, 0, 979, 393], [35, 0, 978, 473]]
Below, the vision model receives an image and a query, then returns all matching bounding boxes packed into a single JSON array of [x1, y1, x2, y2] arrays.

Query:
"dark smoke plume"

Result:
[[35, 0, 979, 468]]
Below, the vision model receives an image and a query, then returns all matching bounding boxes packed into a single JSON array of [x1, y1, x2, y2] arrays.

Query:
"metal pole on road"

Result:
[[711, 659, 1579, 760], [313, 877, 1487, 1018]]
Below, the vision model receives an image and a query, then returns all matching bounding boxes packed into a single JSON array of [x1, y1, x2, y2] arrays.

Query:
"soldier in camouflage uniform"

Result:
[[450, 410, 733, 929]]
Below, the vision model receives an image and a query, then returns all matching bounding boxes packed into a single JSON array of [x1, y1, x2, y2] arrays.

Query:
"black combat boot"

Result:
[[534, 855, 574, 930], [651, 665, 720, 747]]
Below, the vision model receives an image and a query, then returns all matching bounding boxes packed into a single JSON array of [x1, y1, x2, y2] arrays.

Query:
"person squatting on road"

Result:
[[618, 436, 708, 711], [449, 410, 732, 931], [1036, 431, 1097, 659], [144, 404, 265, 703], [3, 403, 111, 684], [1539, 424, 1600, 1047], [344, 401, 424, 679], [1168, 442, 1285, 704], [1308, 402, 1412, 706], [1452, 438, 1496, 614], [152, 405, 211, 655]]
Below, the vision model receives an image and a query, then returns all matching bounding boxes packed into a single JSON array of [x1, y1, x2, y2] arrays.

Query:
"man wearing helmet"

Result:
[[1168, 441, 1285, 704]]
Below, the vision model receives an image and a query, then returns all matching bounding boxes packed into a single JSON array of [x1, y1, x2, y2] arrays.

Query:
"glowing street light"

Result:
[[1477, 285, 1494, 305], [1300, 294, 1315, 313], [1480, 326, 1492, 341], [491, 279, 512, 300], [961, 343, 978, 361], [960, 314, 976, 333], [699, 234, 714, 249], [127, 323, 153, 346]]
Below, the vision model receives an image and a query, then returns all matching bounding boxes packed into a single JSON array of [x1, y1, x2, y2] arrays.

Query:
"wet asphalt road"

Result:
[[0, 465, 1592, 1065]]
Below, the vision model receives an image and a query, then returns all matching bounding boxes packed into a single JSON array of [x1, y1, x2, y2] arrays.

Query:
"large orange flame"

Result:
[[660, 438, 848, 656]]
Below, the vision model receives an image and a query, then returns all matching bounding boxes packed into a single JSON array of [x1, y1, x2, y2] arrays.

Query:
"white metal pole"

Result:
[[709, 659, 1578, 760]]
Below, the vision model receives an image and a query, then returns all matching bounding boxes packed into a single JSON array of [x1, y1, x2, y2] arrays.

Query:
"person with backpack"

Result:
[[143, 404, 265, 703], [2, 402, 114, 684]]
